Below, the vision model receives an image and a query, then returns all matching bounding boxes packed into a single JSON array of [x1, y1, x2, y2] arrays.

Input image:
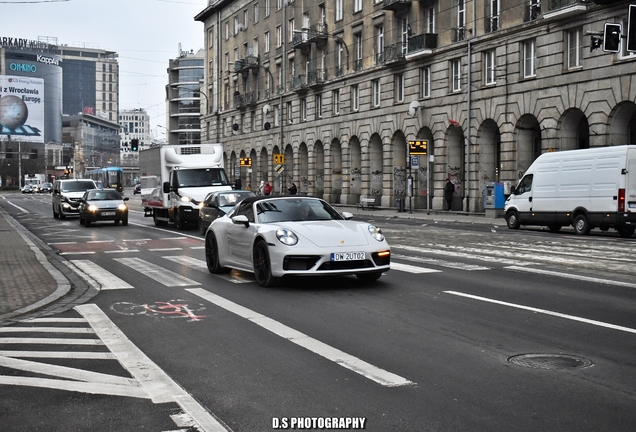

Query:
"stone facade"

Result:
[[196, 0, 636, 212]]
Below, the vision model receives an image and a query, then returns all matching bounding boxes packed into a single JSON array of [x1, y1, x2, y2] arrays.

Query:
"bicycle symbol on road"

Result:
[[111, 300, 206, 322]]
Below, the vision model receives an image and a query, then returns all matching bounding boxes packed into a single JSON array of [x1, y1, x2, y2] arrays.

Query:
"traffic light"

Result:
[[628, 5, 636, 52], [131, 139, 139, 151], [603, 23, 622, 53]]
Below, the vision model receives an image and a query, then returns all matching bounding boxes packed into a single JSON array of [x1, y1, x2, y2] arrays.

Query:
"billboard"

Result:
[[0, 75, 45, 143]]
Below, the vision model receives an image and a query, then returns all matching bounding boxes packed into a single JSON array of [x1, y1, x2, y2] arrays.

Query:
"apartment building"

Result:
[[196, 0, 636, 211]]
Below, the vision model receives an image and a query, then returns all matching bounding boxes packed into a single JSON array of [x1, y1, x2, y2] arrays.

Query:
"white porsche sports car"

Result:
[[204, 196, 391, 287]]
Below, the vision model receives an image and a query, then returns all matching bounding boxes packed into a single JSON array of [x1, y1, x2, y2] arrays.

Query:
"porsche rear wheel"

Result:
[[253, 240, 280, 287]]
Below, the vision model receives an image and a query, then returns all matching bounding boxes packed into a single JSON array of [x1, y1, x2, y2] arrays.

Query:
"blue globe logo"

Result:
[[0, 95, 29, 130]]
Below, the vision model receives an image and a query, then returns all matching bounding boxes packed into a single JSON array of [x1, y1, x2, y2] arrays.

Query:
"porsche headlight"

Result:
[[118, 203, 127, 211], [276, 228, 298, 246], [368, 224, 385, 242]]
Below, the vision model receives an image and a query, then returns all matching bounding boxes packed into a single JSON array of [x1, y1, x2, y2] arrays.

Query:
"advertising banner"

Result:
[[0, 75, 45, 143]]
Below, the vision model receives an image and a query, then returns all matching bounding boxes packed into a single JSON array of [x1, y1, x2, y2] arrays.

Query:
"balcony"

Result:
[[382, 0, 411, 12], [234, 55, 260, 73], [244, 91, 258, 106], [383, 42, 407, 65], [234, 93, 245, 109], [291, 75, 309, 93], [407, 33, 437, 55], [353, 59, 363, 72], [543, 0, 586, 19], [452, 27, 467, 43], [307, 69, 326, 87], [291, 23, 329, 51], [523, 3, 542, 22], [485, 16, 500, 33]]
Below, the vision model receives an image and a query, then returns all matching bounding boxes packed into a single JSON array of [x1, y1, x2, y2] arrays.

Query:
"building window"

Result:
[[354, 0, 362, 13], [485, 50, 496, 85], [351, 84, 359, 111], [425, 7, 435, 33], [458, 0, 466, 29], [567, 28, 582, 69], [394, 74, 404, 102], [375, 25, 384, 64], [372, 79, 381, 107], [274, 104, 280, 126], [337, 41, 344, 76], [276, 26, 282, 47], [316, 94, 323, 118], [225, 22, 229, 39], [421, 67, 431, 98], [225, 52, 230, 72], [234, 16, 239, 35], [523, 39, 536, 78], [300, 98, 307, 121], [254, 3, 259, 23], [244, 9, 249, 28], [265, 0, 270, 17], [401, 17, 409, 55], [265, 32, 270, 53], [277, 0, 282, 10], [336, 0, 343, 21], [621, 18, 636, 59], [287, 101, 293, 123], [333, 90, 340, 115], [451, 59, 461, 91], [289, 18, 295, 42], [354, 32, 362, 71], [487, 0, 500, 32]]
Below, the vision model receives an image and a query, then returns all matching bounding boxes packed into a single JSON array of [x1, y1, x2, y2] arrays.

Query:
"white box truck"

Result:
[[504, 145, 636, 237], [139, 144, 232, 229]]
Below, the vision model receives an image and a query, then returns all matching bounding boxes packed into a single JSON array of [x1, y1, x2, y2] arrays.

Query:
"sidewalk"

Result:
[[0, 200, 502, 324]]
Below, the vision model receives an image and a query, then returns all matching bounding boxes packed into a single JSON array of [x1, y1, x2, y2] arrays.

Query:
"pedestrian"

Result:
[[264, 182, 273, 195], [444, 178, 455, 211], [246, 183, 252, 191], [288, 182, 297, 195], [258, 180, 265, 195], [234, 177, 242, 190]]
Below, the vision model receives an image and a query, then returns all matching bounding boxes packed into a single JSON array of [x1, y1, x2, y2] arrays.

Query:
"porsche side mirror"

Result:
[[231, 214, 250, 227], [342, 211, 354, 220]]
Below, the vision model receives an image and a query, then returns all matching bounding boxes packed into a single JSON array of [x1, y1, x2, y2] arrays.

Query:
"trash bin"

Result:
[[396, 198, 405, 213]]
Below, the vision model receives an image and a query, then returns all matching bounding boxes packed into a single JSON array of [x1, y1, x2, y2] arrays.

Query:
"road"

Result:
[[1, 191, 635, 431]]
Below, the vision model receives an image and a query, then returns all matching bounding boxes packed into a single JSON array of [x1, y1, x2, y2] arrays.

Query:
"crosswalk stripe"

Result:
[[70, 259, 134, 290], [0, 351, 116, 360], [113, 257, 200, 287], [163, 256, 253, 284], [391, 262, 441, 274]]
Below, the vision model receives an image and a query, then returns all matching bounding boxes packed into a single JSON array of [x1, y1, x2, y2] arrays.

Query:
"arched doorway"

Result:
[[284, 143, 294, 195], [559, 108, 589, 150], [515, 114, 541, 180], [314, 141, 325, 198], [609, 101, 636, 145], [331, 138, 342, 203], [349, 136, 362, 203], [446, 125, 464, 211], [369, 133, 383, 205], [391, 131, 407, 207], [415, 127, 434, 209], [298, 142, 308, 194]]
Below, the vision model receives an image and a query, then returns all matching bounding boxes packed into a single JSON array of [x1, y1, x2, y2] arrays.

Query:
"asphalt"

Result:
[[0, 193, 501, 325]]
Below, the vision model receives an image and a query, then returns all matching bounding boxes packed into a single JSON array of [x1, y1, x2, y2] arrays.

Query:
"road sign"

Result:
[[275, 164, 284, 174], [240, 157, 252, 167], [411, 157, 420, 169], [409, 140, 428, 155], [273, 153, 285, 164]]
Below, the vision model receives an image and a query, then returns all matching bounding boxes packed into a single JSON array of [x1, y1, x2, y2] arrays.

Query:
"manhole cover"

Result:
[[508, 353, 594, 370]]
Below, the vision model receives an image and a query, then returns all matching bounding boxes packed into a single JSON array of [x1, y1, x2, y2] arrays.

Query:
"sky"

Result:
[[2, 0, 207, 138]]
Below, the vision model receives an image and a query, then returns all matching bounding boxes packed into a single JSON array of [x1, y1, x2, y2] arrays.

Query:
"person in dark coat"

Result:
[[444, 178, 455, 211], [288, 183, 297, 195], [234, 178, 242, 190]]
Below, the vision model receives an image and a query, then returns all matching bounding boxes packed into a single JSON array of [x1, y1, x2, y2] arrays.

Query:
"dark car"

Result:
[[78, 189, 129, 227], [39, 182, 52, 193], [21, 185, 34, 194], [133, 183, 141, 194], [198, 190, 255, 234]]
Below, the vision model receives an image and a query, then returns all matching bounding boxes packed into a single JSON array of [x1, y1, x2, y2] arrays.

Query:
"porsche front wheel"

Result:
[[205, 233, 229, 274], [253, 240, 280, 287]]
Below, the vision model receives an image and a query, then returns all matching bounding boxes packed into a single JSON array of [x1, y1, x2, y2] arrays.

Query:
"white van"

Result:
[[504, 145, 636, 237], [52, 179, 97, 219]]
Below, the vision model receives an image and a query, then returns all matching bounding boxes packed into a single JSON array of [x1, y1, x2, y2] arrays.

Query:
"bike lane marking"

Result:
[[76, 304, 230, 432], [113, 257, 200, 286], [187, 288, 415, 388], [69, 259, 134, 290]]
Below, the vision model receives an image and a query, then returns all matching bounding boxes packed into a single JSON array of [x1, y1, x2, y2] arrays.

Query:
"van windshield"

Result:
[[61, 181, 96, 192], [175, 168, 229, 187]]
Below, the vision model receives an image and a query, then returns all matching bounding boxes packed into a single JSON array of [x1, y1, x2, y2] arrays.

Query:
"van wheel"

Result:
[[547, 224, 561, 233], [616, 226, 635, 238], [573, 214, 591, 235], [506, 211, 520, 229]]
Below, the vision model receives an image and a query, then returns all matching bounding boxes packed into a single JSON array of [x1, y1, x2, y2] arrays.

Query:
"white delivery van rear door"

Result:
[[626, 148, 636, 212]]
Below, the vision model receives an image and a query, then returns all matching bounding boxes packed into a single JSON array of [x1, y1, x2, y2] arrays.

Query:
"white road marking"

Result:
[[163, 256, 253, 284], [87, 240, 114, 243], [188, 288, 415, 387], [70, 259, 134, 290], [0, 338, 104, 345], [444, 291, 636, 335], [0, 327, 94, 334], [149, 247, 183, 251], [104, 249, 140, 253], [113, 257, 200, 286], [393, 253, 490, 271], [390, 262, 441, 274], [504, 265, 636, 289], [60, 251, 95, 255], [76, 304, 229, 432], [0, 351, 115, 360]]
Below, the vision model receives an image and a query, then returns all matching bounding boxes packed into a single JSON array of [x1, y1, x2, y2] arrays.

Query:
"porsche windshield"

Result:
[[175, 168, 229, 187], [256, 198, 344, 223]]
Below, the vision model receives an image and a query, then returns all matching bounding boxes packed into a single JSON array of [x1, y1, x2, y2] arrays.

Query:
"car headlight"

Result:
[[368, 224, 385, 242], [88, 204, 98, 212], [180, 195, 192, 203], [276, 228, 298, 246], [118, 203, 127, 211]]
